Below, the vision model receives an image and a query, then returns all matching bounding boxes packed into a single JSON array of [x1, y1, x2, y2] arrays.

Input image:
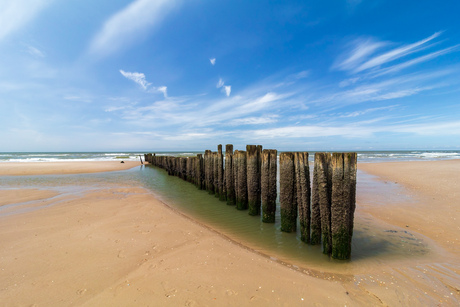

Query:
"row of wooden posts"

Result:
[[144, 145, 357, 260]]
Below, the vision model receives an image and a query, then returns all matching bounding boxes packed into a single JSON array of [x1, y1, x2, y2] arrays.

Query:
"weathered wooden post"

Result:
[[312, 152, 332, 254], [225, 145, 235, 205], [196, 154, 204, 189], [213, 151, 219, 197], [247, 145, 262, 216], [235, 150, 248, 210], [233, 150, 239, 206], [261, 149, 277, 223], [280, 152, 297, 232], [217, 145, 225, 201], [331, 152, 357, 260], [180, 157, 187, 180], [204, 150, 214, 193], [295, 152, 311, 243]]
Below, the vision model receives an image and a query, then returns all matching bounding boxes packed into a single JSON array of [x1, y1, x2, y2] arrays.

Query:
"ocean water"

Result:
[[1, 150, 459, 163]]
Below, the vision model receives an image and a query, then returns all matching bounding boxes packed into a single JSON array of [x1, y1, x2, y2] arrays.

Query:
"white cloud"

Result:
[[156, 86, 168, 98], [210, 58, 216, 65], [224, 85, 231, 97], [338, 77, 360, 88], [119, 69, 168, 97], [0, 0, 50, 41], [355, 32, 441, 73], [231, 116, 279, 125], [120, 69, 151, 89], [336, 32, 447, 76], [26, 45, 45, 58], [334, 38, 386, 71], [216, 78, 224, 88], [373, 44, 460, 77], [88, 0, 178, 57]]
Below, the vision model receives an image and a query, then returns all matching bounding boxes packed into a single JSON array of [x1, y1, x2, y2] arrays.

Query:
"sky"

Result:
[[1, 0, 460, 152]]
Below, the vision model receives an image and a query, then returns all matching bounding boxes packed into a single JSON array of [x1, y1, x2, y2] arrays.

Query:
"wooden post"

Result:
[[312, 152, 332, 254], [235, 150, 248, 210], [233, 150, 239, 206], [247, 145, 262, 216], [212, 151, 218, 196], [180, 157, 187, 180], [225, 145, 235, 205], [261, 149, 277, 223], [217, 145, 225, 201], [331, 153, 357, 260], [280, 152, 297, 232], [295, 152, 311, 243], [204, 150, 213, 193], [196, 154, 204, 189]]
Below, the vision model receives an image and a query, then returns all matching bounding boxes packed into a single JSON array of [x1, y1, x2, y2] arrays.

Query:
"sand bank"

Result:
[[0, 160, 459, 305], [0, 161, 141, 176]]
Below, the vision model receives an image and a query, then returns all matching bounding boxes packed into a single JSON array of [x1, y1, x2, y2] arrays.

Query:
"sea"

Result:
[[1, 150, 460, 163]]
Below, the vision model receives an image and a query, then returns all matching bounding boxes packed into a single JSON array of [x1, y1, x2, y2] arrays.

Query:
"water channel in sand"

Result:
[[0, 165, 437, 275]]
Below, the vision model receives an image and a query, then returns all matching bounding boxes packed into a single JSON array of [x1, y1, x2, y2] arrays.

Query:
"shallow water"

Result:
[[0, 165, 435, 274]]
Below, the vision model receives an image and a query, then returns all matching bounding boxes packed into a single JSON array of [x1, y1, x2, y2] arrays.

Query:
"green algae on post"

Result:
[[247, 145, 262, 216], [261, 149, 277, 223], [331, 152, 357, 260], [217, 145, 225, 201], [313, 152, 332, 254], [235, 150, 248, 210], [225, 145, 235, 205], [280, 152, 297, 232], [295, 152, 311, 243]]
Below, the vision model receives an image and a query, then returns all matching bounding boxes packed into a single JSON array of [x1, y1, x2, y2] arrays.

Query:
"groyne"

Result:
[[145, 146, 357, 260]]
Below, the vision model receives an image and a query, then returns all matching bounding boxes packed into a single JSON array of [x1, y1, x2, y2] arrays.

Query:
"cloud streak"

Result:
[[119, 69, 167, 97], [0, 0, 50, 41], [88, 0, 178, 58], [334, 32, 456, 77]]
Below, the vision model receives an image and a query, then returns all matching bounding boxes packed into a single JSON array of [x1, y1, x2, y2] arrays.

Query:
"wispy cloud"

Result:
[[230, 115, 279, 126], [120, 70, 151, 89], [26, 45, 45, 58], [210, 58, 216, 65], [334, 32, 453, 76], [224, 85, 231, 97], [88, 0, 178, 58], [334, 38, 386, 72], [215, 78, 231, 96], [0, 0, 50, 41], [119, 69, 167, 97]]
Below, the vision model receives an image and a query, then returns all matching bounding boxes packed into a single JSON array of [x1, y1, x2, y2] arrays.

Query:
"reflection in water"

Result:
[[0, 165, 432, 274]]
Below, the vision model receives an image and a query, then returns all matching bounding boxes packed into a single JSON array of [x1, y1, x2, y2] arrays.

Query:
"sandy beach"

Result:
[[0, 160, 459, 306]]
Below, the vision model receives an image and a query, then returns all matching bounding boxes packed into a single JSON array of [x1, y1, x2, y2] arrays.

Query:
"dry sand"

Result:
[[0, 160, 459, 306]]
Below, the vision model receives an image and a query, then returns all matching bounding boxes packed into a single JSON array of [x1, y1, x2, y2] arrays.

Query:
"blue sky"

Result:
[[1, 0, 460, 152]]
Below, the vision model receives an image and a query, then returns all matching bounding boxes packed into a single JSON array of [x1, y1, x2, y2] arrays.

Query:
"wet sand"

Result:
[[0, 161, 140, 176], [0, 160, 459, 305]]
